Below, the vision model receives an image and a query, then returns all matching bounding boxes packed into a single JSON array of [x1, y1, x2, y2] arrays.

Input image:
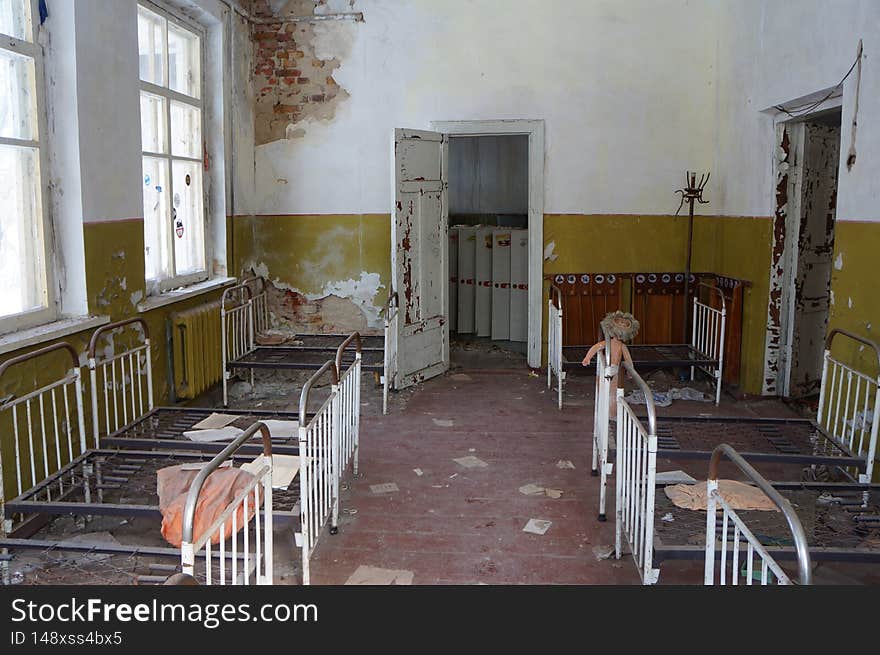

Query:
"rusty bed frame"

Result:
[[0, 333, 359, 585], [614, 361, 880, 585], [221, 278, 396, 413], [549, 279, 727, 409], [592, 328, 880, 521]]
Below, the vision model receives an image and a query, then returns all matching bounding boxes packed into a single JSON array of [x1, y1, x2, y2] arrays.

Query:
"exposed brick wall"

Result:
[[252, 0, 350, 145]]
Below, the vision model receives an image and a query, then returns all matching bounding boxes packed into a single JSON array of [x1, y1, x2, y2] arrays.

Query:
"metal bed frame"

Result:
[[614, 362, 879, 585], [592, 328, 880, 520], [1, 342, 358, 585], [548, 282, 726, 409], [221, 278, 393, 411], [88, 318, 305, 456]]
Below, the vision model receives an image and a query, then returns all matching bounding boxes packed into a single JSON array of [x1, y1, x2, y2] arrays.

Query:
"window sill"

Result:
[[137, 277, 236, 313], [0, 315, 111, 357]]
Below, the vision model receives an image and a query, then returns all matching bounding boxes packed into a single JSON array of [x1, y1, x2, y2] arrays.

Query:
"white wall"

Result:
[[254, 0, 719, 216], [714, 0, 879, 221]]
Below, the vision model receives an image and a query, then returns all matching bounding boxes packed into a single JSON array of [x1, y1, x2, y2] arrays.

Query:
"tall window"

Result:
[[137, 3, 207, 293], [0, 0, 53, 333]]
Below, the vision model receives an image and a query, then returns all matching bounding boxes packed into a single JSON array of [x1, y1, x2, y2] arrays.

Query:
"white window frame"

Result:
[[0, 0, 56, 335], [138, 0, 210, 295]]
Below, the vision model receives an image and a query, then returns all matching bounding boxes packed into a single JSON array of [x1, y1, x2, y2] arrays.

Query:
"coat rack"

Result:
[[675, 171, 710, 342]]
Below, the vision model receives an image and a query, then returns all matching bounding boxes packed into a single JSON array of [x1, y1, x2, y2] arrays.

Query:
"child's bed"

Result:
[[548, 281, 726, 409], [221, 279, 394, 412], [614, 360, 879, 585], [0, 343, 355, 585], [592, 328, 880, 520]]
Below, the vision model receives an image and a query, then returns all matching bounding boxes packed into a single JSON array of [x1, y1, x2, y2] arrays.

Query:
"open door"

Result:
[[391, 128, 449, 389]]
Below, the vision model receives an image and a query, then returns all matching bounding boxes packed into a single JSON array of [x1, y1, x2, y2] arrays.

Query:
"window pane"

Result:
[[170, 101, 201, 158], [168, 22, 200, 99], [140, 91, 166, 153], [0, 0, 31, 41], [142, 156, 171, 281], [138, 5, 166, 86], [0, 144, 45, 317], [0, 49, 37, 141], [171, 160, 205, 276]]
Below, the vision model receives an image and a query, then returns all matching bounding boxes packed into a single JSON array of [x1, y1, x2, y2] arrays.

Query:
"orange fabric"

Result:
[[157, 465, 257, 548]]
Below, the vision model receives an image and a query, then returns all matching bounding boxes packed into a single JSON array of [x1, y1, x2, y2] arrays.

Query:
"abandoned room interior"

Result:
[[0, 0, 878, 588]]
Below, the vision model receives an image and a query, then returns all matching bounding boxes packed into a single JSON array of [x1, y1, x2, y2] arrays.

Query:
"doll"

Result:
[[582, 311, 640, 417]]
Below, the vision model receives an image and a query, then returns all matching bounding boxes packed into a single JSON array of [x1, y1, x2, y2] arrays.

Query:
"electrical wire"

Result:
[[774, 44, 862, 118]]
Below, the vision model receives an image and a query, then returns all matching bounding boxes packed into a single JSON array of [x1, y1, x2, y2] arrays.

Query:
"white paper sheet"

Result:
[[183, 426, 244, 442], [261, 419, 299, 440], [241, 454, 300, 489], [191, 413, 240, 430]]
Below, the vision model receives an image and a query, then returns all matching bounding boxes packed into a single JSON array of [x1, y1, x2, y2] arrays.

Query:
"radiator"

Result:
[[170, 301, 222, 399]]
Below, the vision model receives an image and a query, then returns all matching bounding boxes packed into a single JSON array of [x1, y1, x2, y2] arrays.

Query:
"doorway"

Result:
[[431, 120, 545, 369], [447, 135, 529, 366], [778, 109, 842, 397]]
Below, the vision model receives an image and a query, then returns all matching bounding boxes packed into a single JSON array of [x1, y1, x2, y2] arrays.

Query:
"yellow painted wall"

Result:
[[828, 221, 880, 379], [541, 214, 772, 394], [233, 214, 392, 324], [0, 219, 235, 500]]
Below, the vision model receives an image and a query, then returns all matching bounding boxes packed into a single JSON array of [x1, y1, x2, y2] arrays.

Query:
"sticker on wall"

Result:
[[580, 274, 590, 284], [595, 274, 605, 284], [185, 174, 192, 186], [155, 185, 162, 193], [173, 192, 181, 207], [554, 275, 564, 284], [144, 174, 151, 186]]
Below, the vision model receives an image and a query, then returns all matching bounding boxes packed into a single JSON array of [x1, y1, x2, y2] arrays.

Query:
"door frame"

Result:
[[430, 119, 545, 369]]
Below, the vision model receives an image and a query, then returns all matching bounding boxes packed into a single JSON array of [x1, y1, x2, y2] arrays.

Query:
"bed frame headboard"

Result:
[[0, 343, 87, 531], [817, 329, 880, 482], [87, 318, 154, 445]]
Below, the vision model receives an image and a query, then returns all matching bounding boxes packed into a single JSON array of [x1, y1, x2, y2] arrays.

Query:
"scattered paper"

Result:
[[261, 419, 299, 440], [241, 455, 300, 489], [523, 519, 552, 535], [432, 418, 454, 427], [183, 426, 244, 443], [413, 468, 424, 476], [556, 460, 576, 470], [468, 448, 475, 452], [449, 473, 458, 479], [345, 565, 413, 585], [453, 456, 488, 469], [370, 482, 399, 494], [450, 373, 472, 382], [519, 483, 545, 496], [661, 513, 674, 522], [191, 413, 240, 430], [544, 488, 563, 499], [655, 470, 698, 485]]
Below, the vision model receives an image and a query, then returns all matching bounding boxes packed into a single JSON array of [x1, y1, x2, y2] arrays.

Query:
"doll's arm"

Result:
[[582, 341, 606, 366]]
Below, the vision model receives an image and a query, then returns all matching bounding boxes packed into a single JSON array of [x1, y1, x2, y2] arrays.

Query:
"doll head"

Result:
[[600, 310, 640, 343]]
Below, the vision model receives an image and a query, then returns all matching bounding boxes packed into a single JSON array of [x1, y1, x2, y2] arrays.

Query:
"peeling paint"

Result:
[[834, 252, 844, 270], [543, 241, 558, 262]]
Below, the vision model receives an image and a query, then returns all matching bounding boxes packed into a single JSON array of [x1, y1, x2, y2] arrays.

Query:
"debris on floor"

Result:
[[369, 482, 399, 494], [655, 470, 698, 485], [556, 460, 576, 469], [518, 483, 564, 499], [453, 455, 488, 469], [522, 519, 552, 535], [183, 426, 244, 442], [432, 418, 454, 427], [592, 544, 615, 560], [344, 565, 413, 585], [413, 468, 424, 476], [624, 386, 710, 407], [450, 373, 473, 382]]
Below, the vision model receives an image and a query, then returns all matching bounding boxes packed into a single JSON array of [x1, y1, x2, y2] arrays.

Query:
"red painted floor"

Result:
[[310, 368, 640, 584]]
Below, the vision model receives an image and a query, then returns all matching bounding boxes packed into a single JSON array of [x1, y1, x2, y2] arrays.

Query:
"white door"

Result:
[[392, 128, 449, 389]]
